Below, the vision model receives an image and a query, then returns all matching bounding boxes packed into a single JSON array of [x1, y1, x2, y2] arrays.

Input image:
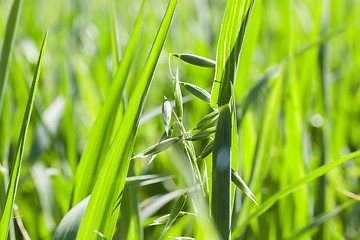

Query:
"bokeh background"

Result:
[[1, 0, 360, 239]]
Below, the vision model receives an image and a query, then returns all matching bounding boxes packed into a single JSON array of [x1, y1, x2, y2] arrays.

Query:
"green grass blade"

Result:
[[0, 29, 48, 240], [150, 211, 194, 226], [210, 0, 255, 108], [285, 199, 357, 240], [237, 65, 281, 123], [76, 0, 178, 238], [236, 69, 283, 230], [53, 197, 90, 240], [186, 127, 216, 141], [121, 162, 143, 240], [0, 0, 23, 115], [71, 0, 146, 206], [110, 1, 122, 74], [132, 136, 180, 159], [232, 150, 360, 238], [231, 169, 257, 205], [230, 93, 239, 213], [160, 193, 187, 239], [211, 104, 232, 239]]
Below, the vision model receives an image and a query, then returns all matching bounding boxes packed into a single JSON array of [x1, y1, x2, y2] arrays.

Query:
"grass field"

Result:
[[1, 0, 360, 239]]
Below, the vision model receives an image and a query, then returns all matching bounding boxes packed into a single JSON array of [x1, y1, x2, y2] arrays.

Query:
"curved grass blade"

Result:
[[171, 53, 216, 68], [72, 0, 146, 206], [0, 30, 48, 240], [110, 1, 122, 74], [76, 0, 179, 238], [148, 126, 174, 165], [230, 92, 239, 214], [231, 169, 257, 205], [337, 188, 360, 201], [121, 162, 142, 240], [235, 69, 283, 230], [150, 211, 194, 226], [132, 136, 181, 159], [211, 104, 232, 239], [285, 199, 357, 240], [125, 174, 172, 188], [232, 150, 360, 238], [159, 193, 187, 239], [53, 196, 90, 240], [0, 0, 23, 115], [210, 0, 255, 108], [237, 66, 280, 123], [197, 138, 214, 160]]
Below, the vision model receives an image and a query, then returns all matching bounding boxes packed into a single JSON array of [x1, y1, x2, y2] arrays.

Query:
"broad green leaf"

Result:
[[211, 104, 232, 239], [0, 0, 23, 115], [232, 150, 360, 238], [76, 0, 179, 238], [0, 30, 47, 240], [72, 0, 146, 206], [210, 0, 255, 108], [53, 196, 90, 240], [53, 173, 171, 239], [121, 162, 143, 240]]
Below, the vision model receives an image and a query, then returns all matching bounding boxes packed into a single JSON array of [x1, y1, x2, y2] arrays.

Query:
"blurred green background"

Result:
[[1, 0, 360, 239]]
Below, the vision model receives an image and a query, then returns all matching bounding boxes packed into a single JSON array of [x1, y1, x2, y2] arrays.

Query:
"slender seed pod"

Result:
[[180, 81, 211, 103], [162, 96, 172, 136], [186, 126, 216, 141], [171, 53, 216, 68], [147, 125, 174, 165], [193, 110, 219, 130], [173, 67, 183, 121], [198, 139, 214, 160]]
